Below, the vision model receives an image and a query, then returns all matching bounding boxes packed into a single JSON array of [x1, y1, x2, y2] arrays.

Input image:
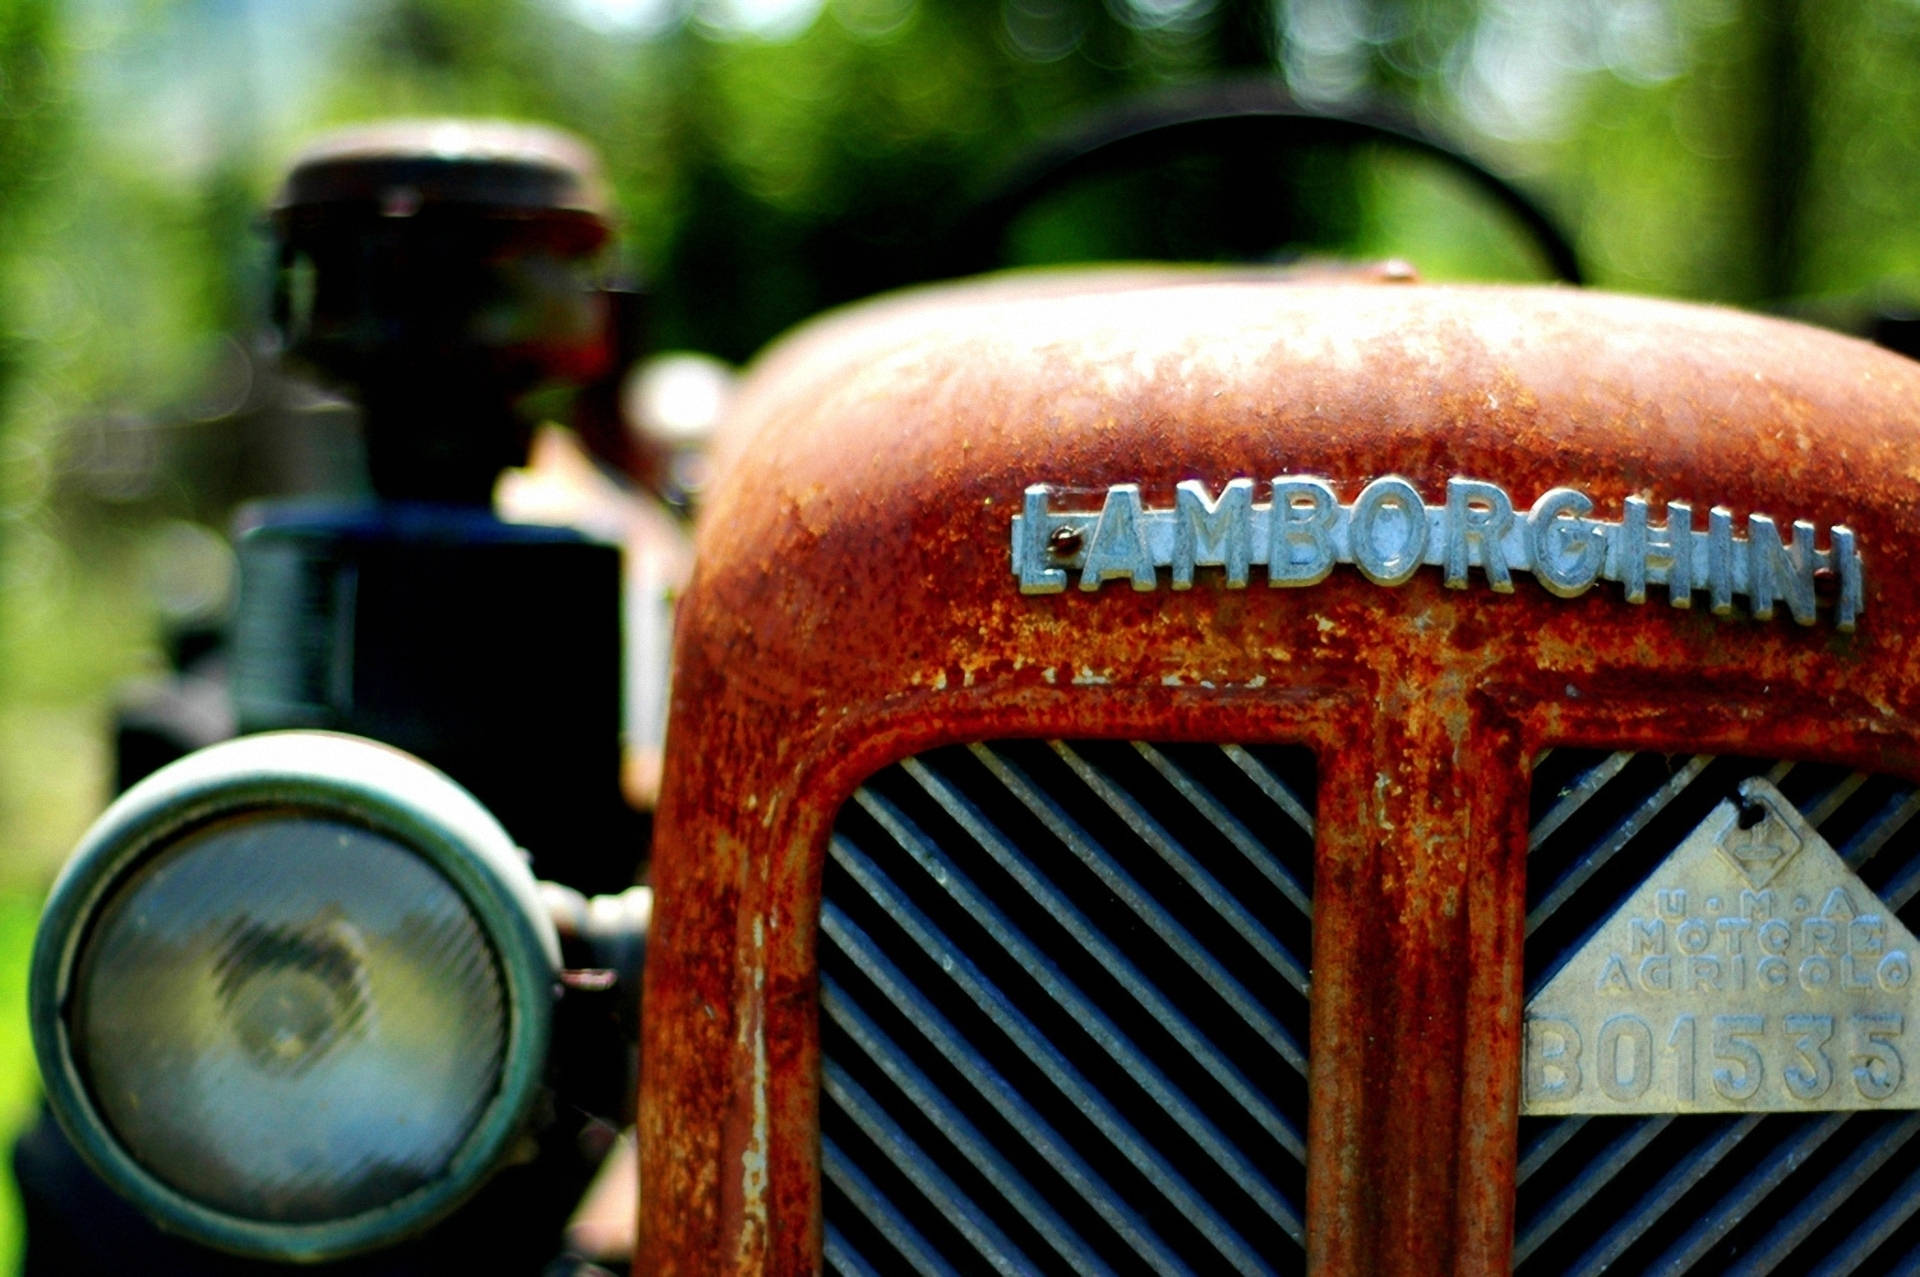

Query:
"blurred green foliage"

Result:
[[4, 0, 1920, 1258], [0, 896, 35, 1271]]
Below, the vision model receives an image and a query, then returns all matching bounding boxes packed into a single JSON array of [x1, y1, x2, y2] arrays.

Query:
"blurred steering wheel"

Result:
[[938, 80, 1582, 284]]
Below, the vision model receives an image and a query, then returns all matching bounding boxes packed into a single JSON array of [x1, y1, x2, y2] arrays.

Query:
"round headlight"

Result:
[[30, 732, 559, 1261]]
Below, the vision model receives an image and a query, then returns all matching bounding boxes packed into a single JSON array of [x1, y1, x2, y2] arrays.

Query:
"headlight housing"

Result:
[[29, 731, 560, 1261]]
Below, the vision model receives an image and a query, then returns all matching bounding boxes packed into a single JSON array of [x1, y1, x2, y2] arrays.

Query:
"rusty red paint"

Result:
[[640, 268, 1920, 1274]]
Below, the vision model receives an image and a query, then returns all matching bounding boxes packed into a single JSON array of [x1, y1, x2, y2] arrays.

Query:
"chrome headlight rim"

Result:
[[29, 730, 560, 1262]]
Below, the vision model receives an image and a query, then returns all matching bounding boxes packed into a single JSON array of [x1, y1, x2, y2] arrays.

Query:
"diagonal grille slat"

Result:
[[1806, 771, 1871, 830], [898, 758, 1304, 1155], [1884, 852, 1920, 914], [1807, 1158, 1920, 1276], [1052, 742, 1306, 994], [1134, 743, 1313, 919], [1223, 745, 1317, 839], [1554, 1116, 1756, 1277], [1725, 1110, 1920, 1276], [1529, 751, 1634, 849], [826, 833, 1260, 1271], [1643, 1112, 1851, 1276], [822, 899, 1191, 1269], [822, 980, 1116, 1274], [1526, 754, 1713, 941], [973, 743, 1307, 1067], [1520, 752, 1920, 1275], [821, 740, 1313, 1276], [822, 1135, 965, 1277], [824, 1064, 1039, 1272], [1840, 790, 1920, 874], [821, 1223, 888, 1277], [1513, 1116, 1673, 1265], [852, 784, 1298, 1226], [1517, 1115, 1587, 1187]]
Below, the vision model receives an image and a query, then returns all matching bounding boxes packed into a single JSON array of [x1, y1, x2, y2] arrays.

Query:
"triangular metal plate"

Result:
[[1524, 778, 1920, 1114]]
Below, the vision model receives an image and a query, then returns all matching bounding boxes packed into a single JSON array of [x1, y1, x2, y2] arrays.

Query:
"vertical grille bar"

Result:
[[1520, 752, 1920, 1274], [820, 740, 1314, 1275]]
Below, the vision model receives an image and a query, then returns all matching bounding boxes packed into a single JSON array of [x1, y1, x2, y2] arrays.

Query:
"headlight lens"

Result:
[[31, 732, 558, 1260], [74, 812, 507, 1222]]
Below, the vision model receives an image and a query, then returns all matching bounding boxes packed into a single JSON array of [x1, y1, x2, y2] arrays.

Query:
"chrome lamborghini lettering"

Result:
[[1011, 476, 1863, 630]]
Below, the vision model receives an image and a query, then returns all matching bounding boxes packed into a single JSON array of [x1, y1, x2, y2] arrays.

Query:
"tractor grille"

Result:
[[1520, 750, 1920, 1275], [818, 740, 1315, 1276]]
